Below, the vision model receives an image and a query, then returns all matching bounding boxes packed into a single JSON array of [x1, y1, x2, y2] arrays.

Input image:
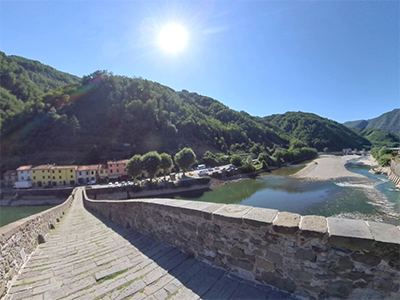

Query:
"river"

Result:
[[174, 161, 400, 226], [0, 206, 54, 227], [1, 160, 399, 228]]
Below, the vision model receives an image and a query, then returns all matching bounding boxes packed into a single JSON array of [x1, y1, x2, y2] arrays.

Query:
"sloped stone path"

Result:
[[5, 189, 297, 300]]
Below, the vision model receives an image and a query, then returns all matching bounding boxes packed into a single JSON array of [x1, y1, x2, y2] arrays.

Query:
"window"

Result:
[[96, 171, 98, 174], [22, 176, 24, 180], [42, 170, 44, 173], [33, 176, 36, 180], [101, 170, 103, 174], [52, 170, 55, 173], [53, 176, 55, 179], [43, 176, 45, 179], [59, 176, 62, 179], [48, 176, 50, 179], [59, 170, 61, 173], [70, 170, 73, 172], [117, 169, 119, 173], [110, 170, 113, 173], [117, 164, 119, 167], [91, 171, 94, 175], [71, 175, 73, 178], [79, 172, 82, 175], [33, 171, 35, 173], [86, 171, 89, 175]]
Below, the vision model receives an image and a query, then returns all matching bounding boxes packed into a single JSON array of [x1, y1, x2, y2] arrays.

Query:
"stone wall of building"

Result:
[[0, 190, 75, 298], [83, 191, 400, 299]]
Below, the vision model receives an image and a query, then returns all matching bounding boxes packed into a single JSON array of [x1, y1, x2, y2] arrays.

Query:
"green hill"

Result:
[[1, 54, 373, 172], [263, 112, 371, 151], [344, 109, 400, 134], [351, 128, 400, 148]]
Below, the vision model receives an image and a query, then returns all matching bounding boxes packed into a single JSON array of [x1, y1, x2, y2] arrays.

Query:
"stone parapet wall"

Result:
[[390, 157, 400, 187], [0, 190, 75, 298], [83, 191, 400, 299]]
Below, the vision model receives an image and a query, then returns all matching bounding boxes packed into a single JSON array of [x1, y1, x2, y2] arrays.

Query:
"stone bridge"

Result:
[[1, 188, 399, 299]]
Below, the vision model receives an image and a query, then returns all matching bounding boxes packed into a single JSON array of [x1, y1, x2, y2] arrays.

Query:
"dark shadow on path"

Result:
[[87, 208, 298, 300]]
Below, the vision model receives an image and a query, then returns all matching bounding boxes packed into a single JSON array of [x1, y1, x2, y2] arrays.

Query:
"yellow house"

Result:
[[53, 165, 77, 186], [31, 164, 54, 187], [31, 164, 77, 187]]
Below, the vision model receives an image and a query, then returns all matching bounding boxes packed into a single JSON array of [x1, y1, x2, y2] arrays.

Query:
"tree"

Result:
[[174, 148, 196, 175], [69, 115, 80, 139], [250, 143, 262, 156], [289, 139, 308, 150], [242, 155, 255, 173], [160, 153, 173, 179], [126, 155, 143, 182], [230, 154, 242, 167], [142, 151, 161, 182]]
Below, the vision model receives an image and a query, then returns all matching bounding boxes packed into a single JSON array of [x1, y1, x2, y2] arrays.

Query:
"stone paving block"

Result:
[[163, 278, 183, 295], [202, 275, 240, 299], [114, 279, 146, 300], [71, 261, 97, 276], [230, 281, 273, 300], [142, 267, 168, 285], [32, 281, 62, 295], [93, 277, 128, 298], [143, 274, 175, 296]]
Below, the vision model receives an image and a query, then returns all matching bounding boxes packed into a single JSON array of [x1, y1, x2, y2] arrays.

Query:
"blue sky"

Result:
[[1, 1, 398, 123]]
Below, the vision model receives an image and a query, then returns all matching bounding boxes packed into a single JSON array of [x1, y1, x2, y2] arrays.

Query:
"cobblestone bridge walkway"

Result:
[[5, 189, 297, 300]]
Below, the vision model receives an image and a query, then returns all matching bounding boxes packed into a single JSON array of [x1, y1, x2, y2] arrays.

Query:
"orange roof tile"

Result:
[[3, 170, 17, 176], [77, 164, 107, 171], [16, 165, 32, 171], [31, 165, 54, 170]]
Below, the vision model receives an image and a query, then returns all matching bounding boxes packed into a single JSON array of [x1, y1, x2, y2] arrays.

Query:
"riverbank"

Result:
[[292, 154, 376, 181]]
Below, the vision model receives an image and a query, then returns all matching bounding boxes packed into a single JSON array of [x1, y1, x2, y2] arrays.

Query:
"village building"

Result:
[[30, 165, 77, 187], [16, 165, 32, 182], [107, 159, 129, 181], [31, 165, 55, 187], [76, 164, 108, 184], [2, 170, 18, 188]]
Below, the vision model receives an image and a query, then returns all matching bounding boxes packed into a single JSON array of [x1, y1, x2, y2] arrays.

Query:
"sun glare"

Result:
[[159, 24, 187, 52]]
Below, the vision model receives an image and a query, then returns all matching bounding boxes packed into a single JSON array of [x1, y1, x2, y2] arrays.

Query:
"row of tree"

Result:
[[370, 146, 397, 166], [126, 148, 197, 181]]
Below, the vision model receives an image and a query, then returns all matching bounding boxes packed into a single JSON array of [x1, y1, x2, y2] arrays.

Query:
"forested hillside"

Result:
[[263, 112, 371, 151], [1, 53, 372, 172], [344, 109, 400, 134], [350, 128, 400, 148]]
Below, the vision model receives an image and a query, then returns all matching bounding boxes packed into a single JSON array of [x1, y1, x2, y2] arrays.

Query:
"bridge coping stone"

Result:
[[242, 207, 279, 227], [367, 221, 400, 244], [213, 204, 253, 224], [272, 211, 301, 234]]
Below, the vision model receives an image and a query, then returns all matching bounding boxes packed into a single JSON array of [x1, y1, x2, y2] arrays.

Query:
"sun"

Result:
[[159, 24, 187, 52]]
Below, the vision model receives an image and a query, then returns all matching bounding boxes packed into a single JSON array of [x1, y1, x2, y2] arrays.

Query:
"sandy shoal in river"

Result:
[[292, 154, 377, 181]]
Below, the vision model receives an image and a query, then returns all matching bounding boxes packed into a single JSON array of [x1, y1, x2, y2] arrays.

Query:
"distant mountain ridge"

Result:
[[344, 109, 400, 134]]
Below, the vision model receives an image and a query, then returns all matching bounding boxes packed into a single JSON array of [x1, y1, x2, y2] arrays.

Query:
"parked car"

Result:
[[114, 182, 121, 187], [198, 170, 208, 176], [108, 182, 114, 187]]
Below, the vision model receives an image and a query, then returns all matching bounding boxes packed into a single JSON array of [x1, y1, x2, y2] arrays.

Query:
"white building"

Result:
[[16, 165, 32, 182]]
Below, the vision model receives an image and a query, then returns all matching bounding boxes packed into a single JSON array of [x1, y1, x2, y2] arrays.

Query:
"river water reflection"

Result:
[[175, 162, 400, 226]]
